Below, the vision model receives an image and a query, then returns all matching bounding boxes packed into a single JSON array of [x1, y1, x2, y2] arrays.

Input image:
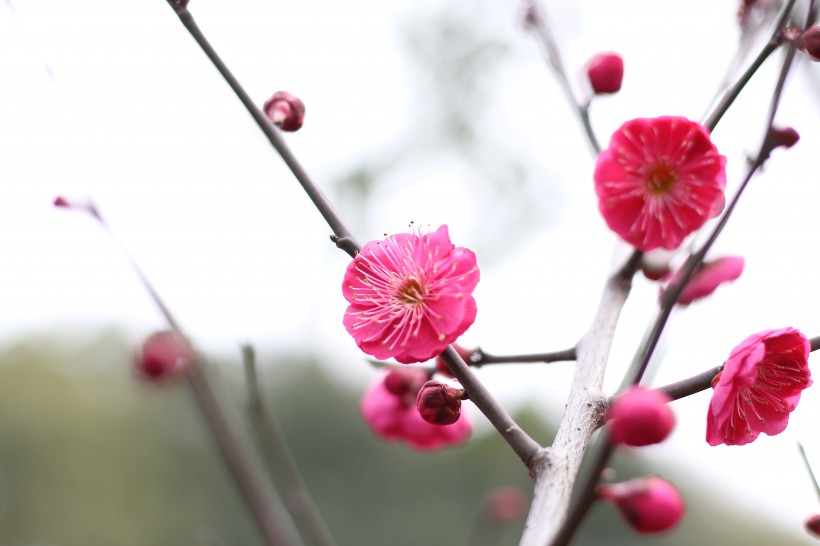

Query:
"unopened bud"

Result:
[[485, 486, 528, 523], [796, 26, 820, 62], [263, 91, 305, 132], [416, 380, 465, 425], [769, 126, 800, 150], [806, 514, 820, 537], [382, 367, 428, 408], [586, 53, 623, 95], [607, 387, 675, 447], [135, 330, 195, 382], [597, 476, 685, 534]]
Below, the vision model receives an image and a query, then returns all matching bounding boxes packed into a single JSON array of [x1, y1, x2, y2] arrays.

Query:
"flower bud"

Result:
[[660, 256, 745, 307], [416, 380, 465, 425], [383, 367, 427, 403], [806, 514, 820, 537], [796, 26, 820, 62], [485, 486, 528, 523], [135, 330, 195, 382], [768, 126, 800, 150], [598, 476, 685, 533], [607, 387, 675, 447], [263, 91, 305, 132], [586, 53, 623, 95]]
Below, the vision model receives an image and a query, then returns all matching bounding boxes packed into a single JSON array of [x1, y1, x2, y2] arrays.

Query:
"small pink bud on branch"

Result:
[[135, 330, 195, 382], [586, 52, 623, 95], [795, 26, 820, 61], [597, 476, 685, 534], [607, 387, 675, 447], [263, 91, 305, 132]]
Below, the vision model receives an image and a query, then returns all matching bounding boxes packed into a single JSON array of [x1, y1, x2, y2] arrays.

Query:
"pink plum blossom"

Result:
[[660, 255, 744, 306], [607, 387, 675, 447], [343, 225, 479, 364], [598, 476, 685, 534], [360, 369, 471, 451], [707, 328, 812, 446], [594, 117, 726, 251]]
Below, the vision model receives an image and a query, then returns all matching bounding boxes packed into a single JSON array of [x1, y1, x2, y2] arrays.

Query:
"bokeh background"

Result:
[[2, 0, 820, 544]]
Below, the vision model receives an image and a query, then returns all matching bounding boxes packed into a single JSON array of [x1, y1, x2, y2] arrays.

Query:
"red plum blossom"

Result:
[[594, 117, 726, 251], [343, 225, 479, 364], [707, 328, 812, 446]]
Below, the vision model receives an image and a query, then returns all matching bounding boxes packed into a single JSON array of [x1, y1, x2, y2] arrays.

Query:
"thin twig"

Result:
[[798, 442, 820, 504], [242, 345, 337, 546], [655, 366, 723, 402], [523, 0, 602, 155], [475, 347, 577, 366], [165, 1, 541, 470], [702, 0, 796, 132]]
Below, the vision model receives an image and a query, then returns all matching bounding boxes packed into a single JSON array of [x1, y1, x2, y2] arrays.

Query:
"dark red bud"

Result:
[[587, 53, 624, 95], [416, 380, 464, 425], [769, 126, 799, 150], [135, 330, 195, 382], [263, 91, 305, 132]]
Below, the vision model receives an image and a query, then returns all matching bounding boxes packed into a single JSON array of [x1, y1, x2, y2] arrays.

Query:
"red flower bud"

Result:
[[598, 476, 685, 534], [383, 367, 427, 402], [263, 91, 305, 132], [586, 53, 624, 95], [607, 387, 675, 447], [416, 380, 465, 425], [806, 514, 820, 537], [796, 26, 820, 62], [769, 126, 800, 150], [135, 330, 195, 382]]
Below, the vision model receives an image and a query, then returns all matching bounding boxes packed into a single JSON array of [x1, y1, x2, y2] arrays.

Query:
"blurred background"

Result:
[[1, 0, 820, 544]]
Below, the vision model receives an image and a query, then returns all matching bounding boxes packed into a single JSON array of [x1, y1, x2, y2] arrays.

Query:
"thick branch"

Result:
[[519, 252, 640, 546]]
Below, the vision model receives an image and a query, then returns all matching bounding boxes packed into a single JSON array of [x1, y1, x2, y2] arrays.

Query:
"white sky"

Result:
[[2, 0, 820, 542]]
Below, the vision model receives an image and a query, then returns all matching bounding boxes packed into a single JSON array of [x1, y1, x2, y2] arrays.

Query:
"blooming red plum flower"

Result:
[[360, 368, 471, 451], [594, 117, 726, 251], [607, 387, 675, 447], [343, 225, 479, 364], [598, 476, 685, 533], [660, 255, 744, 306], [707, 328, 812, 446]]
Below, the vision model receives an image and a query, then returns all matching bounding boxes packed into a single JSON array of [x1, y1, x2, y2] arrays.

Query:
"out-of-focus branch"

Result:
[[58, 201, 304, 546], [242, 345, 337, 546]]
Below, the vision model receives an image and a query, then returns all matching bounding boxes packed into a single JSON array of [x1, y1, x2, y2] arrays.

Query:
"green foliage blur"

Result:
[[0, 331, 808, 546]]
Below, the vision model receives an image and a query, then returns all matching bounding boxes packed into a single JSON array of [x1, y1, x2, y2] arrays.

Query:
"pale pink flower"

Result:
[[598, 476, 685, 534], [707, 328, 812, 446], [607, 387, 675, 447], [360, 369, 471, 451], [660, 255, 744, 306], [343, 225, 479, 364], [594, 117, 727, 251]]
